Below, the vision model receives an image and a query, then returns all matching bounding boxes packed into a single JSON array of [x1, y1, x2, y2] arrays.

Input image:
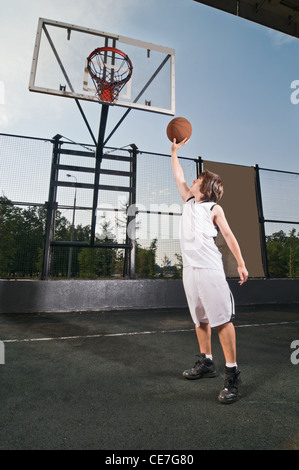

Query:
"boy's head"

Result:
[[191, 170, 223, 202]]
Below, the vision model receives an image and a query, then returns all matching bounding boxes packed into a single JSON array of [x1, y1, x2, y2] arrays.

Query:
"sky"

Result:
[[1, 0, 299, 174]]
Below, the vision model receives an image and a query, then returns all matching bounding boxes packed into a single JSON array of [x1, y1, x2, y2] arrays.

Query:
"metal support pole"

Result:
[[90, 104, 109, 244], [123, 145, 137, 278], [129, 145, 137, 278], [67, 175, 77, 278], [41, 134, 61, 279], [254, 164, 269, 278], [197, 156, 203, 177]]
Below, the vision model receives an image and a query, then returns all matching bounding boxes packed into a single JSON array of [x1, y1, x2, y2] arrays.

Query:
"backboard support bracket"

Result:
[[42, 23, 97, 145]]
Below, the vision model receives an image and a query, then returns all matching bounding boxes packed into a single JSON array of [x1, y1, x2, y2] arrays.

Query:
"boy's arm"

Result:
[[171, 138, 192, 202], [212, 205, 248, 285]]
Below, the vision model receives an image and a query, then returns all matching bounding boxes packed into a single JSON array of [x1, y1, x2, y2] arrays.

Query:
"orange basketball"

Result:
[[166, 117, 192, 143]]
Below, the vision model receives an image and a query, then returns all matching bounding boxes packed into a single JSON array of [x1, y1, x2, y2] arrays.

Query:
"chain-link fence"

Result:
[[0, 133, 298, 279], [259, 167, 299, 278]]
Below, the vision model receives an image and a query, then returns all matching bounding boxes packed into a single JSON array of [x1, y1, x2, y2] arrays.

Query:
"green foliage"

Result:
[[1, 197, 297, 279], [266, 229, 299, 278], [77, 221, 118, 278], [0, 199, 158, 279], [135, 239, 157, 278], [0, 197, 46, 277]]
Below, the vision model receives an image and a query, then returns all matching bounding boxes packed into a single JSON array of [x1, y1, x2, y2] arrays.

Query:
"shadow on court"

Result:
[[0, 304, 298, 450]]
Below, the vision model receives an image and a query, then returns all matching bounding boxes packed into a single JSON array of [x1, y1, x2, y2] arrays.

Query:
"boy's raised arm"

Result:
[[171, 138, 191, 202]]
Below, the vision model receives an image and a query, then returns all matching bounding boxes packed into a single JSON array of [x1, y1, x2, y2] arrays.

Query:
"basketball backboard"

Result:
[[29, 18, 175, 115]]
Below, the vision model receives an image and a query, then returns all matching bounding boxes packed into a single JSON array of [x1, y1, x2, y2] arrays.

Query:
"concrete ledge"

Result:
[[0, 278, 298, 314], [0, 279, 186, 313]]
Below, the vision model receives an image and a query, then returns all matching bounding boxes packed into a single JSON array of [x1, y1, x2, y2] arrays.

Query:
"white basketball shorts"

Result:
[[183, 266, 235, 328]]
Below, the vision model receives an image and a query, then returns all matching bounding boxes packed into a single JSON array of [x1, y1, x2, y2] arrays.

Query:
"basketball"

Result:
[[166, 117, 192, 143]]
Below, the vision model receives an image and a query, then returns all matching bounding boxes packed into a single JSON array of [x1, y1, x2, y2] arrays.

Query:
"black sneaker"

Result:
[[182, 353, 219, 380], [218, 366, 241, 404]]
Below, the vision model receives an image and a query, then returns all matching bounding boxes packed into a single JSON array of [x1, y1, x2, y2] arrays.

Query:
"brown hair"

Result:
[[199, 170, 223, 202]]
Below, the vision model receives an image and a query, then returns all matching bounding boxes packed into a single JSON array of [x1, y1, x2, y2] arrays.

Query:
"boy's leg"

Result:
[[182, 268, 219, 380], [217, 321, 241, 404], [183, 322, 218, 380], [195, 322, 212, 355], [216, 321, 236, 364]]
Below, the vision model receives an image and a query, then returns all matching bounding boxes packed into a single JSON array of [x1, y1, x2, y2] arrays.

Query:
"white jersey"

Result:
[[180, 197, 223, 270]]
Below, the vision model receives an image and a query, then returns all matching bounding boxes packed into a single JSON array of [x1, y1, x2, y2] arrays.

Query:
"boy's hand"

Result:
[[171, 137, 189, 152], [238, 265, 248, 285]]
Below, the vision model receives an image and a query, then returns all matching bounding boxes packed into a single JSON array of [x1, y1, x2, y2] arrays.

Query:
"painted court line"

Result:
[[2, 321, 298, 344]]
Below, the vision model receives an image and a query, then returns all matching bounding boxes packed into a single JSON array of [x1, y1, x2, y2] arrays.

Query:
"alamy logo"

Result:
[[290, 80, 299, 104], [290, 340, 299, 365]]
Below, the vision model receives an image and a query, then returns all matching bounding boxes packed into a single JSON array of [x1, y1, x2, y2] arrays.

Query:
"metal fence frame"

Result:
[[41, 134, 137, 280], [0, 132, 298, 280]]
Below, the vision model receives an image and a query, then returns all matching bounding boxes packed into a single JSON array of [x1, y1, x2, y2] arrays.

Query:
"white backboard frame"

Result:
[[29, 18, 175, 116]]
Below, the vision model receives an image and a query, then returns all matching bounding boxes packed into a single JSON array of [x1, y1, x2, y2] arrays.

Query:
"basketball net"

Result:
[[87, 47, 133, 103]]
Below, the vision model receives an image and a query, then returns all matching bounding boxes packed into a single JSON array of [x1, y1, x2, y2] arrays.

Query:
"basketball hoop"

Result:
[[87, 47, 133, 103]]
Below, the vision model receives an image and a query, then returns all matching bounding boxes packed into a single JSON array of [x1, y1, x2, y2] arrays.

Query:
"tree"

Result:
[[78, 220, 118, 278], [175, 252, 183, 278], [47, 209, 72, 278], [0, 197, 22, 276], [15, 206, 45, 277], [135, 239, 157, 278], [266, 229, 299, 278], [0, 198, 46, 277]]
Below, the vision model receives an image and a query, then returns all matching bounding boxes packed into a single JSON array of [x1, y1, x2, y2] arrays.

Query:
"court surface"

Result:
[[0, 304, 298, 450]]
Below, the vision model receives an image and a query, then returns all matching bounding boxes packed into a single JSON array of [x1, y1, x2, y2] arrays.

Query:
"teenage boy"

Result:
[[171, 138, 248, 404]]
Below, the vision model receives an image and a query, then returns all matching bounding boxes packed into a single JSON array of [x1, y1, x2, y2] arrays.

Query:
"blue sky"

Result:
[[1, 0, 299, 172]]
